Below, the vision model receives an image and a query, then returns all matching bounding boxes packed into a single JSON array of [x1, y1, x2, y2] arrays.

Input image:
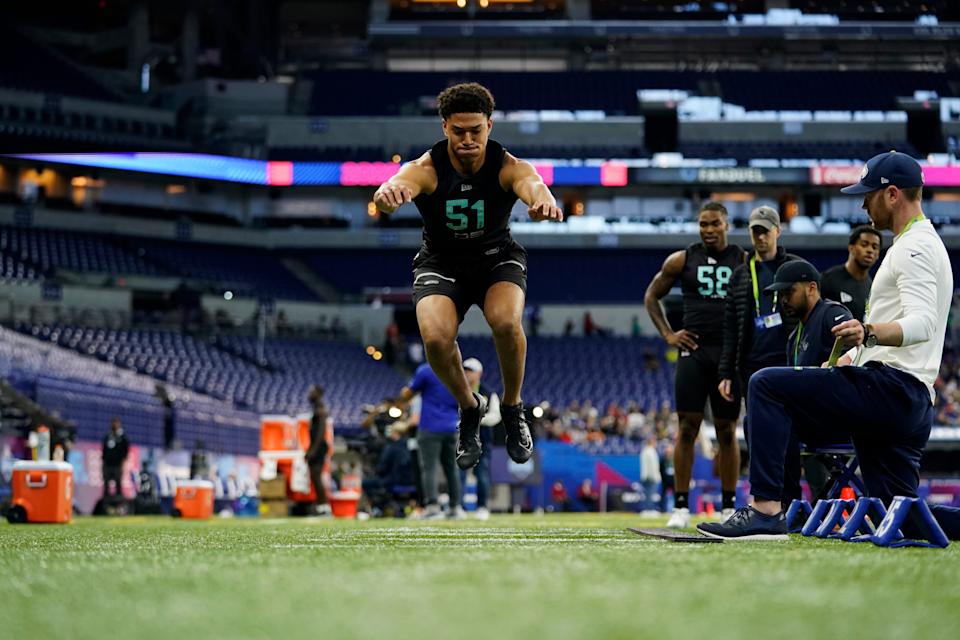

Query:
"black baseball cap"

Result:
[[840, 151, 925, 195], [764, 260, 821, 292]]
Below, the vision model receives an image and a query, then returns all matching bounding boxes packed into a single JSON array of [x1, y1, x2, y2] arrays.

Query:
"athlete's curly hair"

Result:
[[699, 201, 728, 217], [437, 83, 495, 119]]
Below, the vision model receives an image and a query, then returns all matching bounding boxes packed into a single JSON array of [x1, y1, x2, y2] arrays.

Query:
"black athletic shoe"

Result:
[[456, 393, 487, 470], [696, 506, 789, 541], [501, 402, 533, 464]]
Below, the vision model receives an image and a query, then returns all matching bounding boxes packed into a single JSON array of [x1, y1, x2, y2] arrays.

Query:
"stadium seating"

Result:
[[15, 324, 407, 430], [0, 225, 163, 277], [0, 325, 260, 455], [0, 225, 318, 301], [133, 239, 317, 301], [305, 247, 860, 303], [457, 335, 676, 414]]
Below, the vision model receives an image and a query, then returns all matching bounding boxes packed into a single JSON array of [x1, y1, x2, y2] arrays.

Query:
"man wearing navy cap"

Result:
[[766, 260, 854, 370], [765, 259, 854, 506], [700, 151, 960, 540]]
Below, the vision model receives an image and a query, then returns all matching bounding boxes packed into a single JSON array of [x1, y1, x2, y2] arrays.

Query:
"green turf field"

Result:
[[1, 514, 958, 640]]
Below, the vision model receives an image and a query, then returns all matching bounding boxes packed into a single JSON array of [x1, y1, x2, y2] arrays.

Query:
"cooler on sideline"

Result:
[[173, 479, 215, 519], [7, 461, 73, 524]]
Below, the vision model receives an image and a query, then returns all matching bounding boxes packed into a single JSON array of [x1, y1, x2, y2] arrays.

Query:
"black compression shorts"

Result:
[[412, 241, 528, 322], [674, 344, 741, 421]]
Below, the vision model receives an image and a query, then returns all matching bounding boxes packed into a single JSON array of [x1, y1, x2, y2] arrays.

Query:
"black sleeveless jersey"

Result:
[[680, 242, 746, 344], [412, 139, 518, 256]]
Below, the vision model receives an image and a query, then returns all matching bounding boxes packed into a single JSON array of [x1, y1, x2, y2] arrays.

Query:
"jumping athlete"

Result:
[[373, 82, 562, 471]]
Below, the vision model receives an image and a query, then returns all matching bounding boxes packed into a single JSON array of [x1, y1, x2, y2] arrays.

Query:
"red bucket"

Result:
[[329, 491, 360, 518]]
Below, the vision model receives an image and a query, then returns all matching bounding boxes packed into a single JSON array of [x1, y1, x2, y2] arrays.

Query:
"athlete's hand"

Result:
[[718, 379, 734, 402], [665, 329, 698, 352], [374, 183, 414, 213], [831, 319, 864, 347], [528, 201, 563, 222]]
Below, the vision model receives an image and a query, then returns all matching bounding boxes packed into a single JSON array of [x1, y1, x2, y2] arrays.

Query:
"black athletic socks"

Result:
[[722, 491, 736, 510]]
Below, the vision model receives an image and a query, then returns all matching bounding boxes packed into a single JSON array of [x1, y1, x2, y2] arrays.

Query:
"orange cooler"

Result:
[[260, 415, 299, 452], [8, 461, 73, 524], [173, 480, 215, 519]]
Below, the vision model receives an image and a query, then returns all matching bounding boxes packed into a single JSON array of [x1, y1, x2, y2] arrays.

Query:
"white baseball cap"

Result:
[[463, 358, 483, 373]]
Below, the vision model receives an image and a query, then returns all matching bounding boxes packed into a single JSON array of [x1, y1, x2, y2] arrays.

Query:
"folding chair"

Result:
[[801, 443, 866, 502]]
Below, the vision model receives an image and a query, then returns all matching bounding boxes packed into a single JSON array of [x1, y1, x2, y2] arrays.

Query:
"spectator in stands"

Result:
[[383, 322, 401, 366], [362, 421, 415, 516], [460, 358, 499, 520], [600, 402, 625, 436], [551, 480, 571, 512], [528, 304, 542, 338], [155, 383, 175, 449], [583, 312, 596, 336], [625, 403, 646, 440], [718, 206, 801, 421], [397, 362, 463, 519], [190, 440, 209, 480], [820, 225, 882, 321], [134, 459, 161, 515], [577, 478, 599, 511], [101, 417, 129, 499], [640, 434, 662, 513], [563, 318, 575, 337], [306, 385, 332, 516]]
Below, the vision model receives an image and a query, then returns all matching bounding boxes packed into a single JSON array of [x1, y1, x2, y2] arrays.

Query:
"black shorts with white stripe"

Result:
[[412, 240, 528, 321]]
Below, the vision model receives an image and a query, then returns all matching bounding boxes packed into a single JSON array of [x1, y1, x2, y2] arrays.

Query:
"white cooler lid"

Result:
[[176, 479, 215, 489], [13, 461, 72, 472]]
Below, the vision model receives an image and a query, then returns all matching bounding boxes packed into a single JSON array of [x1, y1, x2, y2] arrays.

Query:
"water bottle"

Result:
[[36, 426, 51, 462]]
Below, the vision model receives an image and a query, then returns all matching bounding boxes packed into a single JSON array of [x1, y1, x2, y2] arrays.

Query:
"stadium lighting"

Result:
[[388, 407, 403, 419], [391, 154, 402, 163], [532, 406, 544, 419], [373, 351, 383, 361], [223, 291, 234, 301], [366, 345, 376, 355]]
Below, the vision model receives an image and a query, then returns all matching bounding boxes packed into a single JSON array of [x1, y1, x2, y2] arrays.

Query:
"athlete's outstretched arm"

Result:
[[501, 156, 563, 222], [645, 251, 699, 352], [373, 153, 436, 214]]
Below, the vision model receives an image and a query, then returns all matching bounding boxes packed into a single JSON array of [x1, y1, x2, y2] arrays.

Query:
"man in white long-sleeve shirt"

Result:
[[699, 151, 960, 540]]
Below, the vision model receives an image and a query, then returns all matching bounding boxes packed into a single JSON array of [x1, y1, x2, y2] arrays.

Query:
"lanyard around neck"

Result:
[[793, 322, 804, 365], [750, 254, 778, 317], [896, 213, 926, 240]]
